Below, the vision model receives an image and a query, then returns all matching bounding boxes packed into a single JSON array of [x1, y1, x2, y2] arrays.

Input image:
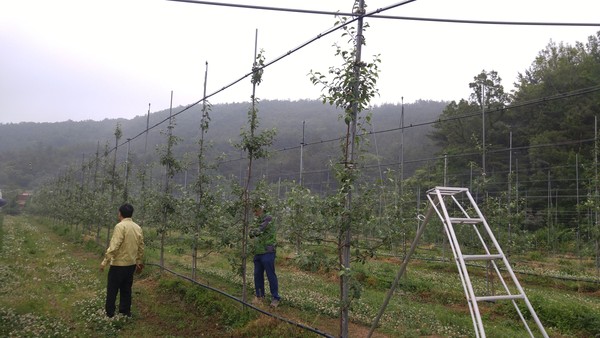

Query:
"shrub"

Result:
[[494, 292, 600, 336], [158, 277, 254, 330], [294, 250, 335, 272]]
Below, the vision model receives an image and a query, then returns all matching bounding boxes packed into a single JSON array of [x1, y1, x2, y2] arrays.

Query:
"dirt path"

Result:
[[124, 269, 390, 338]]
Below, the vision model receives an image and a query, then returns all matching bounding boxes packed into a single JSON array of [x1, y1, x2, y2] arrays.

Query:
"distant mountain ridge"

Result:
[[0, 99, 446, 191]]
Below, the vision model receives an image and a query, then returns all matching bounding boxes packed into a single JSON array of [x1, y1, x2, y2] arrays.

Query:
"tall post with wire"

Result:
[[193, 61, 210, 281], [594, 116, 600, 276], [300, 120, 305, 186], [400, 97, 406, 255], [340, 1, 365, 336], [481, 83, 486, 177], [508, 131, 512, 257], [124, 138, 131, 201]]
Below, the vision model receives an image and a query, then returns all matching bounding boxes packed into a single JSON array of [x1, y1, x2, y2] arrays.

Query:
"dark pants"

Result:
[[253, 252, 280, 300], [105, 265, 136, 317]]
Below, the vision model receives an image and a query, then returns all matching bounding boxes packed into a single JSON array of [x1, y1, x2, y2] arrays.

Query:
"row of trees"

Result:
[[427, 32, 600, 264], [20, 10, 600, 337]]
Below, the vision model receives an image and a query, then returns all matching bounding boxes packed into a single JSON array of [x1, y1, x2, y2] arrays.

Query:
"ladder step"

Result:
[[427, 186, 468, 195], [475, 294, 524, 302], [448, 217, 482, 224], [462, 254, 504, 261]]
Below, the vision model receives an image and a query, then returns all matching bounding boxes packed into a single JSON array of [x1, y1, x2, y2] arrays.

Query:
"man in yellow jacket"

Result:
[[100, 203, 144, 318]]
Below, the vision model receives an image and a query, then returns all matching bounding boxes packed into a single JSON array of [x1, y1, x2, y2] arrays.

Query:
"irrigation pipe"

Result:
[[144, 263, 335, 338]]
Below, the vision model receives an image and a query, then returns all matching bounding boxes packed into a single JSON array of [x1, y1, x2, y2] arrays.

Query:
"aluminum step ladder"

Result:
[[425, 186, 548, 337]]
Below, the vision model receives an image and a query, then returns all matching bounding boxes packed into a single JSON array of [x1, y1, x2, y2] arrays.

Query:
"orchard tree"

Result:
[[233, 49, 276, 302], [309, 1, 381, 334], [156, 101, 183, 269], [191, 65, 214, 280], [279, 183, 324, 254]]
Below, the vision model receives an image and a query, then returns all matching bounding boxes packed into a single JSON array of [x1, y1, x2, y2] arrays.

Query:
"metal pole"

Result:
[[554, 188, 558, 252], [400, 97, 406, 255], [400, 96, 405, 183], [594, 116, 600, 275], [508, 131, 512, 256], [547, 169, 551, 249], [160, 90, 174, 270], [124, 138, 131, 201], [341, 2, 365, 336], [300, 120, 305, 186], [93, 141, 100, 189], [80, 153, 85, 198], [444, 154, 448, 186], [371, 122, 384, 184], [470, 162, 473, 192], [193, 61, 209, 280], [240, 28, 260, 304], [481, 84, 486, 176], [145, 103, 150, 155], [516, 158, 519, 217], [576, 154, 581, 263]]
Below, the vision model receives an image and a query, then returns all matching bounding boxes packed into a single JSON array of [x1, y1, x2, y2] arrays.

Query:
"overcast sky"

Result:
[[0, 0, 598, 124]]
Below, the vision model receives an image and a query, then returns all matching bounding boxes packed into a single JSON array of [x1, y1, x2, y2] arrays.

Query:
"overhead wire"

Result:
[[99, 3, 599, 176], [119, 0, 417, 153], [166, 0, 600, 27], [117, 0, 600, 154], [214, 85, 600, 166]]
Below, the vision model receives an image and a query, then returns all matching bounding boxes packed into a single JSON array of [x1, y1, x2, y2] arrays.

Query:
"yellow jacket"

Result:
[[101, 218, 144, 267]]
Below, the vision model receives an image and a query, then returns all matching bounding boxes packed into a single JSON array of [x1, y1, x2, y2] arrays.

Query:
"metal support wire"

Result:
[[166, 0, 600, 26], [144, 263, 334, 338]]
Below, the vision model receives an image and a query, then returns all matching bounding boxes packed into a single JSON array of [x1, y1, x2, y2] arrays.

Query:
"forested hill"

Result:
[[0, 99, 447, 192]]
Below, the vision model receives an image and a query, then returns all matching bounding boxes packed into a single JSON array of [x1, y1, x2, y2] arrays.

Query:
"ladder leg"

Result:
[[367, 204, 436, 338], [464, 191, 549, 338], [429, 191, 486, 337]]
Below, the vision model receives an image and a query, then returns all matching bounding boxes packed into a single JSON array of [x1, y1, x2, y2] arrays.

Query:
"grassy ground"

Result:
[[1, 214, 599, 337]]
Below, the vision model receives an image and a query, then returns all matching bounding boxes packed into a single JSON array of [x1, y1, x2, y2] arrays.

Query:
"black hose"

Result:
[[144, 263, 335, 338]]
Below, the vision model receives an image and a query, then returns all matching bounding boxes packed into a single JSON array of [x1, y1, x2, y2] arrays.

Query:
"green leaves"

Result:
[[251, 49, 266, 86], [307, 9, 382, 332], [233, 51, 277, 161], [237, 126, 276, 160], [114, 123, 123, 141], [308, 19, 380, 149]]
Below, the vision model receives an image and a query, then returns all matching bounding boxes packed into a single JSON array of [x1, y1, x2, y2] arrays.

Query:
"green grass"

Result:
[[0, 216, 110, 337], [2, 214, 600, 337]]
